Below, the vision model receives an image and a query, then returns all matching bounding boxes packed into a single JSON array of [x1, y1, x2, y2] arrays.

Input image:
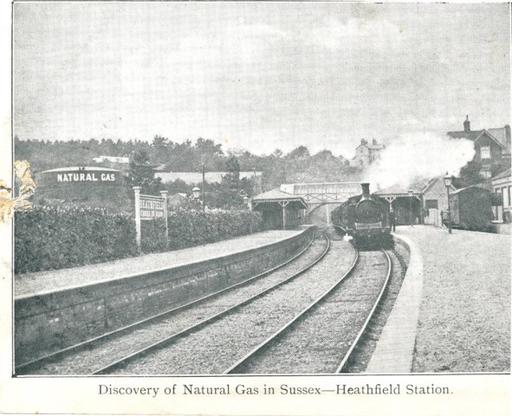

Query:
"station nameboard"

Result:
[[140, 196, 165, 220], [133, 187, 169, 251], [280, 182, 362, 203]]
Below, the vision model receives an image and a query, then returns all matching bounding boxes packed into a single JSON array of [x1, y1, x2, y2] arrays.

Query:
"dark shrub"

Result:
[[15, 206, 263, 273]]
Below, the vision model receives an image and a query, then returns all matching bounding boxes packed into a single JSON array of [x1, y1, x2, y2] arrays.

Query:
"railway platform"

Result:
[[368, 225, 510, 373], [15, 227, 316, 367], [15, 229, 304, 298]]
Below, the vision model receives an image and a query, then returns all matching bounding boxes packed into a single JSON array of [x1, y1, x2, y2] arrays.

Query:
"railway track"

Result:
[[107, 236, 357, 375], [341, 248, 407, 372], [225, 249, 392, 374], [17, 232, 328, 375]]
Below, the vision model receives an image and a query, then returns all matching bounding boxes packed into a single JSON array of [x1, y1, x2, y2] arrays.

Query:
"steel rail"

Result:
[[335, 249, 392, 373], [92, 234, 331, 375], [223, 245, 360, 375], [16, 232, 317, 374]]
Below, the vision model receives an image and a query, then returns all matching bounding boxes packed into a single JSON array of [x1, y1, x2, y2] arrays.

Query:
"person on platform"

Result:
[[389, 207, 396, 232]]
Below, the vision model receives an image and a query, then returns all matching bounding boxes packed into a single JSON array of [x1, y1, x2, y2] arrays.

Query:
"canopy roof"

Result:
[[251, 188, 307, 208]]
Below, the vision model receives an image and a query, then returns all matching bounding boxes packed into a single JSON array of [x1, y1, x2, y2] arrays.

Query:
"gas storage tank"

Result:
[[34, 166, 130, 210]]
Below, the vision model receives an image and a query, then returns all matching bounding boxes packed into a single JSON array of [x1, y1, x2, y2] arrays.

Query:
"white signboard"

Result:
[[140, 197, 165, 220], [133, 187, 169, 250]]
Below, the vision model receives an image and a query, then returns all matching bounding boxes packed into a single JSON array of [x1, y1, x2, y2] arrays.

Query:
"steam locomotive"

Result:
[[330, 183, 393, 248]]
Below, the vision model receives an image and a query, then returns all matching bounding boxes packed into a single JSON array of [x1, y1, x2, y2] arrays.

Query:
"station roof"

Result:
[[251, 188, 307, 208], [374, 176, 458, 197], [374, 184, 423, 196]]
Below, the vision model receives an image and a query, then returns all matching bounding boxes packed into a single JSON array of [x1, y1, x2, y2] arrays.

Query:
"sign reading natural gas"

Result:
[[38, 167, 121, 187], [56, 172, 116, 182], [34, 167, 127, 206]]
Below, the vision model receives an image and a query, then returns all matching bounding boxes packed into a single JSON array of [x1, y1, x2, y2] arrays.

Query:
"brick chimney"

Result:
[[505, 125, 511, 146], [463, 115, 471, 133]]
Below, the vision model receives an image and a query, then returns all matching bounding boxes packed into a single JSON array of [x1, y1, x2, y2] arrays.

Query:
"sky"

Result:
[[13, 2, 511, 157]]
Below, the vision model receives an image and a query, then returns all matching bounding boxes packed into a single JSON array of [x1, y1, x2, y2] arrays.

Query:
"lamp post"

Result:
[[444, 174, 452, 234], [408, 189, 414, 226]]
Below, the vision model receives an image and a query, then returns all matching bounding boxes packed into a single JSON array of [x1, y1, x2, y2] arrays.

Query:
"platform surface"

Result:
[[375, 225, 510, 373], [15, 229, 303, 298]]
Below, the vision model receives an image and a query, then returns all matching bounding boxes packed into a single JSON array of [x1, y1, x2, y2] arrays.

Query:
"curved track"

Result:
[[107, 235, 359, 375], [94, 234, 331, 375], [225, 249, 392, 374], [336, 250, 392, 372], [17, 233, 323, 375]]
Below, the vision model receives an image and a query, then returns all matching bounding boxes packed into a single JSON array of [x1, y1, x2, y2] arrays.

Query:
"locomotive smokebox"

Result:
[[361, 182, 371, 198]]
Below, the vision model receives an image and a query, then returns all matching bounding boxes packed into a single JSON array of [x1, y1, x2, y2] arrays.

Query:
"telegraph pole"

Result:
[[201, 163, 206, 212]]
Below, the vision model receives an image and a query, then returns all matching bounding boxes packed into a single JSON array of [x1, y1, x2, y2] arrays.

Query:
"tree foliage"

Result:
[[15, 136, 360, 196], [127, 149, 162, 194]]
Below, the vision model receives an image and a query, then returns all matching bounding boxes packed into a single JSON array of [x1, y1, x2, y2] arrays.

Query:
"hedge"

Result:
[[15, 206, 263, 274]]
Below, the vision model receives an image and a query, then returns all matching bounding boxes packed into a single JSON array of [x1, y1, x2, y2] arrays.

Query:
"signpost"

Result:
[[133, 187, 169, 251]]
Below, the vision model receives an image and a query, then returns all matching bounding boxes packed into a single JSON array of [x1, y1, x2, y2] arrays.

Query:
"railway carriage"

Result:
[[444, 185, 496, 232]]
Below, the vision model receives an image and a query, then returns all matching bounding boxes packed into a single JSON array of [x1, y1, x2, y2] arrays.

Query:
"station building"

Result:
[[251, 178, 460, 229], [375, 177, 456, 226], [374, 185, 423, 226], [492, 168, 511, 223]]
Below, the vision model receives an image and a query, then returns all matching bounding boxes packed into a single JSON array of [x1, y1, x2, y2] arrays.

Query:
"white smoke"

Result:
[[363, 132, 475, 190]]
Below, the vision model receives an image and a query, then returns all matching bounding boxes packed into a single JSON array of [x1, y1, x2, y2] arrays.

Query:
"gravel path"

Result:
[[15, 229, 303, 297], [397, 226, 510, 373], [29, 236, 326, 375], [113, 240, 356, 375], [236, 251, 388, 374]]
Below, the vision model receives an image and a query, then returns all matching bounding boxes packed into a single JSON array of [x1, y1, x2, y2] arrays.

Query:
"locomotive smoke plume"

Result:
[[363, 132, 475, 190]]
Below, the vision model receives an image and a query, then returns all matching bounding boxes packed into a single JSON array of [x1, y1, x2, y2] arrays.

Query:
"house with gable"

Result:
[[349, 139, 385, 168], [447, 115, 511, 179]]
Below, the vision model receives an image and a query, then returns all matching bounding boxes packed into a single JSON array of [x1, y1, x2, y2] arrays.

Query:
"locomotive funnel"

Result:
[[361, 183, 371, 198]]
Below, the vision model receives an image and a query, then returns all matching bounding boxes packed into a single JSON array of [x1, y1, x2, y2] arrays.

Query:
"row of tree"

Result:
[[15, 136, 362, 192], [15, 135, 493, 202]]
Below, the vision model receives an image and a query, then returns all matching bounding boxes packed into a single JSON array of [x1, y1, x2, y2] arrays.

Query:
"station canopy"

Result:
[[251, 188, 307, 209], [374, 184, 423, 199]]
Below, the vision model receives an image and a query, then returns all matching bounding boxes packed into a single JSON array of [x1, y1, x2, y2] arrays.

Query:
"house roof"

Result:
[[487, 127, 510, 149], [451, 184, 492, 196], [356, 142, 385, 150], [492, 168, 511, 181], [421, 176, 456, 193], [448, 128, 510, 152], [474, 130, 507, 150], [447, 130, 482, 140]]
